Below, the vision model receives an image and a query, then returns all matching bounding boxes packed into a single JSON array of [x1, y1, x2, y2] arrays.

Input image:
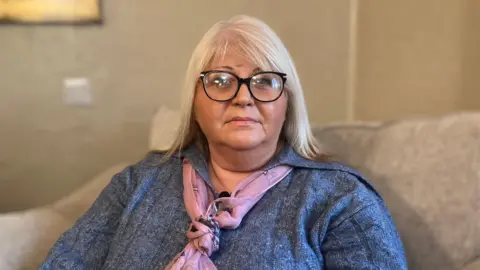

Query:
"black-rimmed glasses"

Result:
[[200, 70, 287, 102]]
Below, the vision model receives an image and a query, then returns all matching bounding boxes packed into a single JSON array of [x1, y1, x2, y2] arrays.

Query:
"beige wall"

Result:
[[2, 0, 479, 211], [461, 0, 480, 110], [354, 0, 469, 121], [0, 0, 354, 211]]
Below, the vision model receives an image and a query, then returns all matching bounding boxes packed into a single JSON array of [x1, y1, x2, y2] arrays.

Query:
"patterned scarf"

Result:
[[165, 158, 292, 270]]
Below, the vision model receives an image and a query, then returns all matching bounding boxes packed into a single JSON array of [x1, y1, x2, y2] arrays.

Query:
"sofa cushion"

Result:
[[313, 113, 480, 270], [0, 208, 71, 270], [149, 105, 181, 151]]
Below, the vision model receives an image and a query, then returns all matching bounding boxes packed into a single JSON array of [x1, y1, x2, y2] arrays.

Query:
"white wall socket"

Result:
[[63, 77, 93, 106]]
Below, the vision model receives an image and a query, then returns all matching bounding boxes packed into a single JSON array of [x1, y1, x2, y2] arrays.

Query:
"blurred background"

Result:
[[0, 0, 479, 212]]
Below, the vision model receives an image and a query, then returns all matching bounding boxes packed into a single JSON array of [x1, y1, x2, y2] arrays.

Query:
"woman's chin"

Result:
[[223, 133, 264, 150]]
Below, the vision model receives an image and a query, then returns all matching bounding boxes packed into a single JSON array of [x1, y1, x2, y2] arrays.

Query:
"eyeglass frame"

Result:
[[199, 70, 287, 102]]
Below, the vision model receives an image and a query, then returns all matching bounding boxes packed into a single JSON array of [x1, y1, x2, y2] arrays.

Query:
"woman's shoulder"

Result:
[[137, 150, 181, 167], [114, 150, 183, 186], [291, 161, 393, 229], [305, 160, 371, 188], [292, 160, 384, 208], [273, 145, 382, 204]]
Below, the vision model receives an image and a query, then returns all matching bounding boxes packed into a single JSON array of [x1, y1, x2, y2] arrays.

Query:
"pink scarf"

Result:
[[165, 158, 292, 270]]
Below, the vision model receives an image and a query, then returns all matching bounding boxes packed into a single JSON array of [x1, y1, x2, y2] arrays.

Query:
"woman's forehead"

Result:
[[211, 53, 255, 68], [207, 49, 270, 72]]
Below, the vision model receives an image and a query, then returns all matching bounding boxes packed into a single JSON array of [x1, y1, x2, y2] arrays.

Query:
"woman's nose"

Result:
[[232, 83, 254, 107]]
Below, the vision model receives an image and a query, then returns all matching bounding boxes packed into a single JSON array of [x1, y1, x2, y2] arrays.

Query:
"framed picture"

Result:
[[0, 0, 102, 25]]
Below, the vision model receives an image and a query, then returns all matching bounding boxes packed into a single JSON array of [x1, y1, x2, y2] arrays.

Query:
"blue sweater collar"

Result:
[[179, 143, 363, 182]]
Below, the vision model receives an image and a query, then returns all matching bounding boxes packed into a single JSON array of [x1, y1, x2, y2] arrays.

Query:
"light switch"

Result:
[[63, 77, 93, 106]]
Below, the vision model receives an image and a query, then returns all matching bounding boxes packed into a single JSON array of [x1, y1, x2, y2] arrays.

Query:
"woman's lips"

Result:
[[228, 117, 256, 122], [226, 116, 258, 126], [228, 120, 257, 126]]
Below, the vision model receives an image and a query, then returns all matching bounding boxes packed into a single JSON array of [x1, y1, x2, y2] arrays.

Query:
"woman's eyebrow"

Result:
[[214, 65, 234, 70], [212, 66, 262, 75]]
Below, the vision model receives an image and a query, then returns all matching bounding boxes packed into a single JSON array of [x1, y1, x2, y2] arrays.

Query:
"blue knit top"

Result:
[[40, 144, 407, 269]]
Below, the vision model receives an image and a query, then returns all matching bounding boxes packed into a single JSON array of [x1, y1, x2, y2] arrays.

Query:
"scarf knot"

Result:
[[186, 215, 221, 256], [165, 158, 293, 270]]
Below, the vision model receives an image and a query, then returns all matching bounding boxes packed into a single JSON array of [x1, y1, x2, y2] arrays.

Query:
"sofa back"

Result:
[[312, 113, 480, 270]]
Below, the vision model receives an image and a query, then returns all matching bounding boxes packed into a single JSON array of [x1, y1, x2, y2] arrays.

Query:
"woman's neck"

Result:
[[208, 141, 283, 193]]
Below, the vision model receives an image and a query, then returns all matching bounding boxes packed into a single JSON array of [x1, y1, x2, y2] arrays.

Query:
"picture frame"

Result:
[[0, 0, 102, 25]]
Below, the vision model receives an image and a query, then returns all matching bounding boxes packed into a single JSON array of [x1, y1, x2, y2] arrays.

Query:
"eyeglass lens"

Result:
[[202, 71, 284, 101]]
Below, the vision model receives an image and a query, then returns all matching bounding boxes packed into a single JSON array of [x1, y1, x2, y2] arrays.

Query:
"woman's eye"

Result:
[[258, 78, 271, 84], [214, 77, 231, 87], [253, 78, 272, 88], [206, 75, 234, 88]]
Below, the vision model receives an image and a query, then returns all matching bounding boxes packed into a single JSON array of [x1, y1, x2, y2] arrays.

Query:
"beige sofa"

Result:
[[0, 110, 478, 269], [313, 112, 480, 270]]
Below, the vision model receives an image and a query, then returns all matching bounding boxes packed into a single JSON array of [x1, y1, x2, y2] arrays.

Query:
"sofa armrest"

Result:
[[0, 208, 71, 270], [0, 163, 130, 270]]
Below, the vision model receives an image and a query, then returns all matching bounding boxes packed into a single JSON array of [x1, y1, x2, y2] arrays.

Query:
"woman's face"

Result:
[[194, 51, 288, 151]]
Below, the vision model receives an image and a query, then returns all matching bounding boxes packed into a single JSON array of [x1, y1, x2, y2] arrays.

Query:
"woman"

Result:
[[41, 15, 407, 269]]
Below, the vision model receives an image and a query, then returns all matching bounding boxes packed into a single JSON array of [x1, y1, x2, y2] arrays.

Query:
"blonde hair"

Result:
[[164, 15, 327, 161]]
